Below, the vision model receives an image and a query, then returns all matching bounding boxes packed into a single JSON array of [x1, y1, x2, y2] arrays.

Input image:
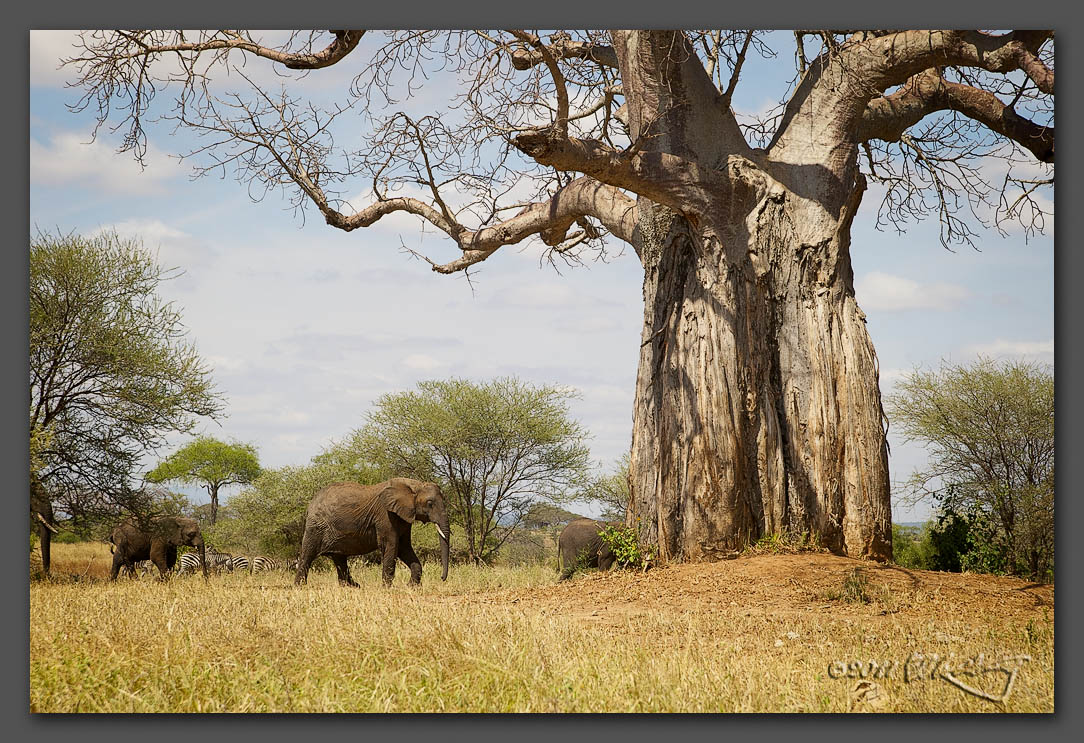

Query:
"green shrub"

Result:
[[598, 524, 654, 569]]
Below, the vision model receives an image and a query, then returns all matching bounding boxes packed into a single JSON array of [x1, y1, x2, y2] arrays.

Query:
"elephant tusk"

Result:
[[436, 525, 447, 541], [36, 512, 59, 534]]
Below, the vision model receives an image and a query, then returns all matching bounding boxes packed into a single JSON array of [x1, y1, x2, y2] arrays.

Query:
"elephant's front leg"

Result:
[[380, 537, 399, 587], [149, 542, 171, 581], [397, 541, 422, 585], [109, 551, 126, 582]]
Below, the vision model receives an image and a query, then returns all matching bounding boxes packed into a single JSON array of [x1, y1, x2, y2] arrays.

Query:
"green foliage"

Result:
[[891, 523, 935, 570], [147, 437, 261, 492], [522, 502, 584, 529], [334, 377, 592, 564], [887, 358, 1054, 581], [582, 453, 630, 522], [598, 524, 654, 569], [146, 436, 260, 525], [29, 230, 221, 523]]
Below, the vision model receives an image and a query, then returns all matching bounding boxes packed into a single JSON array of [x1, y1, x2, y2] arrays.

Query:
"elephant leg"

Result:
[[110, 551, 125, 582], [39, 523, 52, 577], [557, 549, 574, 581], [149, 543, 170, 581], [397, 541, 422, 585], [165, 545, 178, 572], [598, 553, 615, 572], [294, 531, 322, 585], [380, 539, 399, 587], [330, 555, 359, 587]]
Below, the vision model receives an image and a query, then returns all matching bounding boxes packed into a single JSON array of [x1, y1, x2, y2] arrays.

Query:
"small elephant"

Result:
[[557, 518, 620, 581], [295, 478, 450, 587], [109, 516, 207, 581]]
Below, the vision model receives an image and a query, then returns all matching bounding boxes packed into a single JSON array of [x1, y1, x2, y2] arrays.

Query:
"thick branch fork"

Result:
[[513, 131, 737, 217], [858, 70, 1054, 163]]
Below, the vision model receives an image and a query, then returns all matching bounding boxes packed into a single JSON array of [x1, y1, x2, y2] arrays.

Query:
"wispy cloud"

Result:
[[90, 219, 219, 275], [855, 271, 971, 312], [964, 338, 1054, 360], [31, 132, 182, 195], [30, 31, 81, 88]]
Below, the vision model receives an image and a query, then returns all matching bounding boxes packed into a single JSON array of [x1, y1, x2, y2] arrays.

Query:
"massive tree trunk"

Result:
[[617, 31, 892, 562], [627, 186, 891, 562]]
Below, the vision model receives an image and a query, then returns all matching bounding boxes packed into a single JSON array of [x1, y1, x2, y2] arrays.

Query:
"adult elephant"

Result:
[[30, 478, 59, 576], [109, 516, 207, 581], [294, 478, 450, 587], [557, 518, 620, 581]]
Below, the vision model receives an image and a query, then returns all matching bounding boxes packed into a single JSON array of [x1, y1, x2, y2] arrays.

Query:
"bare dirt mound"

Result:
[[470, 553, 1053, 627]]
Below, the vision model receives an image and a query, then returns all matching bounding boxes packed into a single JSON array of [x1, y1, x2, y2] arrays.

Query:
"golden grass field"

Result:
[[30, 541, 1053, 713]]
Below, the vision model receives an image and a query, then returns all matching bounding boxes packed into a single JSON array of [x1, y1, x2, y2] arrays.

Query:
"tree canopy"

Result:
[[339, 377, 592, 563], [61, 30, 1054, 564], [887, 357, 1054, 580], [146, 436, 262, 525], [30, 231, 221, 533]]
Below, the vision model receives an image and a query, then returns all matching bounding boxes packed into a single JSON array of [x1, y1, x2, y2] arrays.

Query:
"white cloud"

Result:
[[965, 338, 1054, 360], [31, 132, 182, 195], [855, 271, 971, 312], [492, 282, 578, 309], [89, 219, 218, 275], [401, 354, 448, 371], [30, 30, 81, 88]]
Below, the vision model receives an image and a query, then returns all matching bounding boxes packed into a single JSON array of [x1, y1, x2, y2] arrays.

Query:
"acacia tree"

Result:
[[343, 377, 592, 564], [30, 231, 221, 573], [65, 30, 1054, 562], [888, 358, 1054, 580], [146, 436, 261, 525]]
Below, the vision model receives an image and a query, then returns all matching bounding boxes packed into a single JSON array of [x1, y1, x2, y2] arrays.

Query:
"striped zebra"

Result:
[[120, 559, 154, 578], [251, 556, 280, 572], [229, 555, 251, 573], [178, 549, 230, 574]]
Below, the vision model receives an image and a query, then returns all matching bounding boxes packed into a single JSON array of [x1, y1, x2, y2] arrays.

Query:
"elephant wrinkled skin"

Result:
[[294, 478, 451, 587], [557, 518, 619, 581], [109, 516, 208, 581]]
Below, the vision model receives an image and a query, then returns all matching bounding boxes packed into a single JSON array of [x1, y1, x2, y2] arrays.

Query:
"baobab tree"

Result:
[[64, 30, 1054, 563]]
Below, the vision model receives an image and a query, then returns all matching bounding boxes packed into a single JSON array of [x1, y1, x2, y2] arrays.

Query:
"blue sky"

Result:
[[29, 31, 1053, 523]]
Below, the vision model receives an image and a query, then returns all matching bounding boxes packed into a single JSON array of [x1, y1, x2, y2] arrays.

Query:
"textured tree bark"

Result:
[[627, 178, 892, 563], [609, 30, 893, 564]]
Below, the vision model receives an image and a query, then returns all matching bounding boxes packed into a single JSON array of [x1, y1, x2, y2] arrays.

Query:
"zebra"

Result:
[[119, 559, 154, 578], [229, 555, 251, 573], [178, 549, 230, 574], [251, 556, 280, 572]]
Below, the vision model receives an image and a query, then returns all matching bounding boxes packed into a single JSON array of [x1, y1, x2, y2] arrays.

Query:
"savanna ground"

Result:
[[30, 542, 1053, 713]]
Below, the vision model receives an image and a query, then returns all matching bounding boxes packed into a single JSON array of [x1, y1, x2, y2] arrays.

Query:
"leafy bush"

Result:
[[892, 523, 935, 569], [598, 524, 654, 569]]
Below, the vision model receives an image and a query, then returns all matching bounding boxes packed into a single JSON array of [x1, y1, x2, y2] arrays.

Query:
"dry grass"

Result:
[[30, 543, 1054, 713]]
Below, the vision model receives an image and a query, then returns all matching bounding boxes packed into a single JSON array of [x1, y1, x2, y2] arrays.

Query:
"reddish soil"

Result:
[[467, 553, 1053, 627]]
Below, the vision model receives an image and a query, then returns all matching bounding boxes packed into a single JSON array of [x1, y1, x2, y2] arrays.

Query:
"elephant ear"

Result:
[[380, 481, 417, 523]]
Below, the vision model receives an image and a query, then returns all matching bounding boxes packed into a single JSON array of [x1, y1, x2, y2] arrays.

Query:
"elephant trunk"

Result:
[[437, 519, 450, 582]]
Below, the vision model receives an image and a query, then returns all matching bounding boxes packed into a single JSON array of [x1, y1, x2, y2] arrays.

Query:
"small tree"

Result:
[[583, 453, 631, 522], [146, 436, 261, 525], [343, 377, 592, 564], [887, 358, 1054, 580], [30, 231, 221, 573]]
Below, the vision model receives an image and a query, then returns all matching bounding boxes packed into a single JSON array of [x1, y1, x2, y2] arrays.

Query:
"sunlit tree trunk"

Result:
[[627, 186, 891, 561]]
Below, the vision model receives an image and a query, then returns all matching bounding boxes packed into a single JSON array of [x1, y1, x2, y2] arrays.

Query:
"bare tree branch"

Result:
[[858, 69, 1053, 163]]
